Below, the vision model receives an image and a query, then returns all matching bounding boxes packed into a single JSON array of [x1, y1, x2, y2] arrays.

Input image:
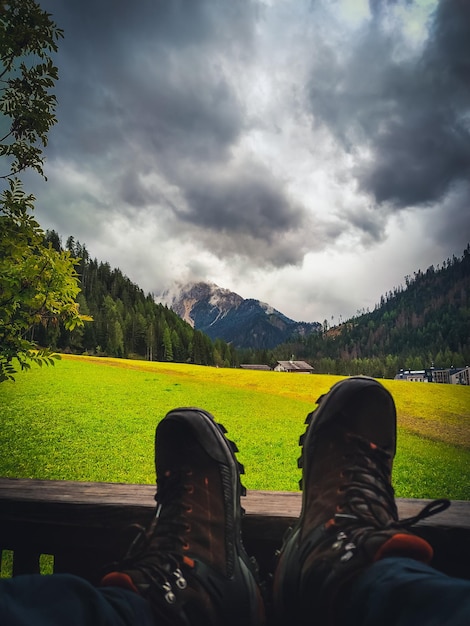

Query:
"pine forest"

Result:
[[37, 233, 469, 379]]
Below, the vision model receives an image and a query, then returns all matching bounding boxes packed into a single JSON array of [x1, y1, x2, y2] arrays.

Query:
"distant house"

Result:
[[447, 367, 470, 385], [274, 360, 314, 373], [395, 366, 470, 385], [429, 367, 470, 385], [431, 369, 451, 384], [239, 364, 272, 371], [451, 366, 470, 385], [394, 369, 429, 383]]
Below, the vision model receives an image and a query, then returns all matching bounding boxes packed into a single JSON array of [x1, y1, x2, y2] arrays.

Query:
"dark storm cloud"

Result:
[[342, 205, 386, 245], [37, 0, 307, 255], [119, 170, 151, 208], [43, 0, 252, 165], [180, 162, 304, 239], [422, 181, 470, 253], [307, 0, 470, 209]]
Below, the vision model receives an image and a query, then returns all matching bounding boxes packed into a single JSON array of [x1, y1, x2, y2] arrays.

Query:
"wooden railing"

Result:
[[1, 478, 469, 586]]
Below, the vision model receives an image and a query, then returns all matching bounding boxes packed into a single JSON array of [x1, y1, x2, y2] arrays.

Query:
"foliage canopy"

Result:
[[0, 0, 89, 382]]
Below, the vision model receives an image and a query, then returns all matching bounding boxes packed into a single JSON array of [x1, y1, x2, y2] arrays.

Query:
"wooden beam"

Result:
[[1, 478, 469, 582]]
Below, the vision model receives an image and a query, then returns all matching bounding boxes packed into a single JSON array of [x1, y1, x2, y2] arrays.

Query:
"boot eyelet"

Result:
[[163, 582, 176, 604], [176, 577, 187, 589], [174, 568, 187, 589]]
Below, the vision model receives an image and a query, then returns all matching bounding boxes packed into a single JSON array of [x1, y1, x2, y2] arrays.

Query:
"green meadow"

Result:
[[1, 355, 469, 500]]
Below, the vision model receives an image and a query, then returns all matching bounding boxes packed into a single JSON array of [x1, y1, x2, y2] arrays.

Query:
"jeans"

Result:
[[0, 573, 154, 626], [347, 557, 470, 626], [1, 558, 470, 625]]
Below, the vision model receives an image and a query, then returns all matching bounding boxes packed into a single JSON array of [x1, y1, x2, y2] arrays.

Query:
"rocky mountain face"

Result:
[[160, 281, 321, 349]]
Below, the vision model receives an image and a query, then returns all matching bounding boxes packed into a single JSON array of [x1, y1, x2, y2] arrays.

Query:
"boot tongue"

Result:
[[151, 471, 190, 551], [339, 435, 398, 527]]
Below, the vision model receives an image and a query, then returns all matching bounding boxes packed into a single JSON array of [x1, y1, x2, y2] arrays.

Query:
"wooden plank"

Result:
[[0, 478, 469, 582], [0, 478, 156, 506], [1, 478, 468, 529]]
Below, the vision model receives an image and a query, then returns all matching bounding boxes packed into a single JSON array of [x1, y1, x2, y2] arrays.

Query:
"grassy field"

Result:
[[1, 354, 469, 499]]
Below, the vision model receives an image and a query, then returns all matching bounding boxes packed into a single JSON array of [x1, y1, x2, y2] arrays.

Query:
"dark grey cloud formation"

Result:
[[47, 1, 249, 164], [307, 0, 470, 209], [37, 0, 308, 266], [24, 0, 470, 321], [180, 162, 304, 238]]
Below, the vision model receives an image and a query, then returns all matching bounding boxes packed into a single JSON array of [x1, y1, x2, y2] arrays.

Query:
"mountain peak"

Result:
[[160, 281, 321, 348], [160, 281, 244, 328]]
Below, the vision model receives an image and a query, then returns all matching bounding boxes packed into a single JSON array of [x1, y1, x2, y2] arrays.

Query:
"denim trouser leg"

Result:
[[346, 557, 470, 626], [0, 573, 155, 626]]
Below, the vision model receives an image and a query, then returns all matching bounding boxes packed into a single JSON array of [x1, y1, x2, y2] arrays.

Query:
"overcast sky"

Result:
[[27, 0, 470, 323]]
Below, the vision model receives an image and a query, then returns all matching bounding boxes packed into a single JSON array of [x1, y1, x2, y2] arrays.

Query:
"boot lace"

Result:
[[335, 434, 450, 532], [118, 468, 194, 603]]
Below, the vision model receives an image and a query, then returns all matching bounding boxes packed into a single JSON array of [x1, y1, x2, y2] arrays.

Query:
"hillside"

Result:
[[36, 233, 239, 367], [39, 233, 469, 378], [271, 245, 470, 376]]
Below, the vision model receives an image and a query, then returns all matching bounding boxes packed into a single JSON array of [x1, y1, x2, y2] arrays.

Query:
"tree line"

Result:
[[34, 232, 240, 368], [34, 235, 470, 379], [238, 245, 470, 378]]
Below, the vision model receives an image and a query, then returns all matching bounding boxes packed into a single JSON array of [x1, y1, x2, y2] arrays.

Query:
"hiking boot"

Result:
[[101, 407, 265, 626], [272, 376, 450, 626]]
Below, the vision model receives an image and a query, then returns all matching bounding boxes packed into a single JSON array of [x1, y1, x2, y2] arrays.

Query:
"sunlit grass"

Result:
[[1, 355, 469, 499]]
